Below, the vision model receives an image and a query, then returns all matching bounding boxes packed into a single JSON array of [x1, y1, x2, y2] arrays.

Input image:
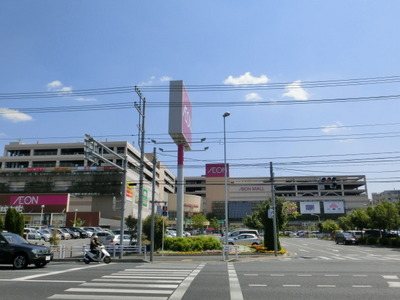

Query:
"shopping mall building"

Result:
[[0, 140, 176, 228], [0, 141, 369, 229], [184, 164, 369, 227]]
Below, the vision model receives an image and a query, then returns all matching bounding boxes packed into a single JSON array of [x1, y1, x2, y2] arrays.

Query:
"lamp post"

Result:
[[74, 209, 78, 227], [311, 213, 321, 223], [40, 205, 45, 227], [223, 112, 230, 250]]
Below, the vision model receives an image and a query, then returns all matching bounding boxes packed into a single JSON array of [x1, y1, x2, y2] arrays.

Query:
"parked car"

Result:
[[24, 228, 43, 240], [335, 232, 358, 245], [0, 232, 53, 269], [61, 227, 80, 239], [227, 233, 261, 246], [96, 231, 113, 243], [66, 227, 88, 238], [103, 234, 132, 246], [227, 229, 260, 238], [51, 228, 71, 240], [37, 229, 51, 242]]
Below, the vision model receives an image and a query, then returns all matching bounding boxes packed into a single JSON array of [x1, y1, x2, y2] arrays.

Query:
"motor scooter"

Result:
[[83, 245, 111, 264]]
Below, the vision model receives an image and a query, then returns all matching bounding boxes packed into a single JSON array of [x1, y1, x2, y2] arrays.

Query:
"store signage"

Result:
[[9, 194, 68, 206], [206, 163, 229, 177]]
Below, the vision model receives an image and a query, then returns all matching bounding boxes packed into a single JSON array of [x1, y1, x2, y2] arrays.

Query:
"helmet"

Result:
[[93, 235, 98, 240]]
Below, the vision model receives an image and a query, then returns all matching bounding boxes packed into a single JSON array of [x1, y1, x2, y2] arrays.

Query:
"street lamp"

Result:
[[74, 209, 78, 227], [311, 214, 321, 223], [223, 112, 230, 250], [40, 205, 45, 227]]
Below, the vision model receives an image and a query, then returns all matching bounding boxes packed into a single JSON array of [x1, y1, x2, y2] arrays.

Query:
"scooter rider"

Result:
[[90, 235, 102, 259]]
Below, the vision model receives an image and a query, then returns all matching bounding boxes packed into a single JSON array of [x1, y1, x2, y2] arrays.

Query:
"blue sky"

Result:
[[1, 1, 400, 197]]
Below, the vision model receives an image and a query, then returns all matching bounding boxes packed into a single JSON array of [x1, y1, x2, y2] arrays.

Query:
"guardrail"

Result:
[[50, 244, 147, 260], [222, 244, 239, 260]]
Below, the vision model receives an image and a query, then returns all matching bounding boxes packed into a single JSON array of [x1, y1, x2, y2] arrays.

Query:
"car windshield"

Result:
[[343, 233, 354, 237], [2, 233, 28, 244]]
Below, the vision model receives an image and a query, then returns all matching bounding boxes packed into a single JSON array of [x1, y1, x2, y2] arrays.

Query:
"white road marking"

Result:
[[249, 284, 267, 287], [317, 285, 336, 288], [352, 285, 372, 288], [227, 263, 244, 300], [283, 284, 301, 287], [49, 296, 168, 300], [387, 282, 400, 288], [383, 275, 399, 280], [12, 264, 105, 281], [169, 264, 205, 300]]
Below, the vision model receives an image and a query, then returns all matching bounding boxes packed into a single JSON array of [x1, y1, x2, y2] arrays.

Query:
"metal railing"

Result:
[[50, 244, 147, 260], [222, 244, 239, 260]]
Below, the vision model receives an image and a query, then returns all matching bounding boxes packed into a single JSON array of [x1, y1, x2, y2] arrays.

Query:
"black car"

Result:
[[0, 232, 53, 269], [335, 232, 358, 245]]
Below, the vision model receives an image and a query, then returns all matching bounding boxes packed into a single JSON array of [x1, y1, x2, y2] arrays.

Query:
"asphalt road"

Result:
[[1, 238, 400, 299]]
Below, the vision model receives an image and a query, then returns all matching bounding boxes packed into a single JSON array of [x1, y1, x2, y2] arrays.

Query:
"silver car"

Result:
[[227, 233, 261, 246]]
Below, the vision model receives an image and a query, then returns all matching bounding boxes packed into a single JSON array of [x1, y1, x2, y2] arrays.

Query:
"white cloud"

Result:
[[75, 97, 96, 102], [0, 108, 33, 122], [321, 121, 344, 133], [283, 80, 310, 100], [224, 72, 269, 85], [160, 76, 172, 82], [47, 80, 63, 91], [245, 92, 262, 101], [46, 80, 72, 95]]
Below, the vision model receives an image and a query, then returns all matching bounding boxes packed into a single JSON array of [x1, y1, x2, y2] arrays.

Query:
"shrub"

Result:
[[164, 236, 222, 252]]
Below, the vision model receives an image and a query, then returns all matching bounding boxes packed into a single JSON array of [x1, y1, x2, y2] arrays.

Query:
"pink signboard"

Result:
[[181, 85, 192, 147], [169, 80, 192, 150], [9, 194, 69, 206], [206, 163, 229, 178]]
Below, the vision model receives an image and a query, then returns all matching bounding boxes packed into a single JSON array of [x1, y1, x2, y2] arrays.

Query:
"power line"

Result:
[[2, 75, 400, 100]]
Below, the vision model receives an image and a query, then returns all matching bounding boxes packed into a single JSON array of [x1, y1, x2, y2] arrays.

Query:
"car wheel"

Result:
[[228, 242, 234, 245], [61, 236, 65, 240], [34, 262, 47, 268], [13, 254, 28, 269], [252, 243, 259, 246]]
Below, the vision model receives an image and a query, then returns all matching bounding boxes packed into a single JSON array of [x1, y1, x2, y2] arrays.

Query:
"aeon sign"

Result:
[[206, 163, 229, 178], [9, 194, 69, 206]]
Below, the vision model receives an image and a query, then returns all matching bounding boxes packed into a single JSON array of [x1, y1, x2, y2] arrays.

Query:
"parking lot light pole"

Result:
[[223, 112, 230, 250]]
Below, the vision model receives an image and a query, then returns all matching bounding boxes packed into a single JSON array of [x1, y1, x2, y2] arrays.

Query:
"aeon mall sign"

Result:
[[206, 163, 229, 178]]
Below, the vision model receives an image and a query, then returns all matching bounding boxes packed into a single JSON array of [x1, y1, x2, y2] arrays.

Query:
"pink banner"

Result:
[[9, 194, 69, 206]]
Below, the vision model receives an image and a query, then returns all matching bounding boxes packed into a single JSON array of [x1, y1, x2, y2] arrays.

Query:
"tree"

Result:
[[5, 208, 24, 236], [125, 215, 138, 243], [319, 219, 340, 234], [369, 201, 400, 231], [142, 215, 167, 250], [191, 213, 208, 231], [209, 217, 219, 232], [347, 207, 371, 230], [337, 216, 351, 231], [242, 198, 283, 251]]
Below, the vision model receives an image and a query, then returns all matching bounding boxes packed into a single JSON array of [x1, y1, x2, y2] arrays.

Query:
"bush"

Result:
[[164, 236, 222, 252]]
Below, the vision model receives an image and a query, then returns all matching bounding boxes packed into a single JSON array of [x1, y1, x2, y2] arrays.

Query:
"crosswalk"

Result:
[[281, 255, 400, 262], [48, 263, 205, 299]]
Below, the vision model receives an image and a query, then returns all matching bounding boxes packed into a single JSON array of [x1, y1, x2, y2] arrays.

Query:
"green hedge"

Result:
[[164, 236, 223, 252]]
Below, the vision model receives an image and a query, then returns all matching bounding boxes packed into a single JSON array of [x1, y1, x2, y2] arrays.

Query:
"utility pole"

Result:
[[270, 161, 278, 256], [134, 86, 146, 253], [150, 147, 157, 262]]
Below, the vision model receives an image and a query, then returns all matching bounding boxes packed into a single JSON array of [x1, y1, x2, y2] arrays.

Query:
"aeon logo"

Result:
[[208, 166, 226, 174], [206, 164, 228, 177], [182, 105, 191, 129], [12, 196, 39, 205]]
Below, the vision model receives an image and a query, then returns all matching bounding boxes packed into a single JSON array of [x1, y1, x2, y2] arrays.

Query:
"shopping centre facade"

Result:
[[184, 164, 369, 227], [0, 141, 369, 229]]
